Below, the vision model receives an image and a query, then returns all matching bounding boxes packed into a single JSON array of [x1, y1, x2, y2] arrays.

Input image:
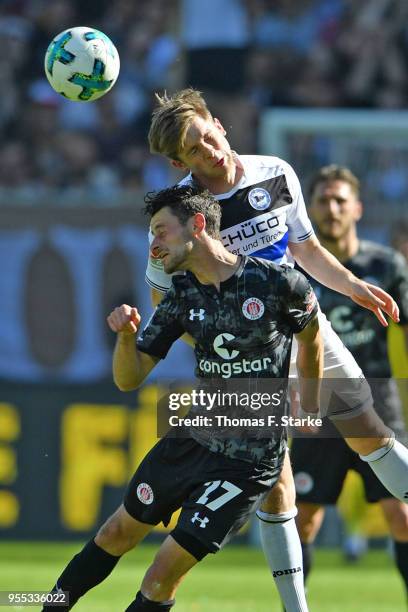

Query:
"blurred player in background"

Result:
[[144, 89, 408, 607], [392, 221, 408, 264], [291, 165, 408, 596]]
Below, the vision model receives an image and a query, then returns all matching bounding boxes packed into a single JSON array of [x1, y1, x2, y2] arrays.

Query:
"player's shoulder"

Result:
[[245, 255, 282, 275], [245, 256, 308, 286], [239, 154, 300, 195], [359, 240, 406, 268], [240, 154, 295, 176]]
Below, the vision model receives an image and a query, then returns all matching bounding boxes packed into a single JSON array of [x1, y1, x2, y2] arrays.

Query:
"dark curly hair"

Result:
[[143, 185, 221, 239]]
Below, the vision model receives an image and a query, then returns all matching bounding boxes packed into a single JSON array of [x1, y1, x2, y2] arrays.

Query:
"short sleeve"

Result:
[[144, 230, 173, 293], [283, 161, 314, 244], [137, 287, 185, 358], [279, 267, 319, 333]]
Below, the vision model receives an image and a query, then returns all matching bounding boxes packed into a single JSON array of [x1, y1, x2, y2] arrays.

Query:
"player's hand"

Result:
[[349, 279, 400, 327], [107, 304, 141, 335]]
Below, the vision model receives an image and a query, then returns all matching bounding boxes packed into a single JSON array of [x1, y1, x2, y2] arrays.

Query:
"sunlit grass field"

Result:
[[0, 542, 405, 611]]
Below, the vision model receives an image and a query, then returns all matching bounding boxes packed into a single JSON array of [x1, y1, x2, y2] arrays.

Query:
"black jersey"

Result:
[[309, 241, 408, 378], [307, 240, 408, 432], [138, 256, 318, 463]]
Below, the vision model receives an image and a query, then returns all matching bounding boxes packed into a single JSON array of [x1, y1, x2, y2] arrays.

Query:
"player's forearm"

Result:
[[113, 333, 148, 391], [290, 237, 357, 297], [296, 345, 323, 415], [295, 321, 323, 414]]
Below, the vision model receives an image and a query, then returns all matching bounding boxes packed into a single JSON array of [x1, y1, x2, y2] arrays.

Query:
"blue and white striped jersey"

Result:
[[145, 155, 314, 292]]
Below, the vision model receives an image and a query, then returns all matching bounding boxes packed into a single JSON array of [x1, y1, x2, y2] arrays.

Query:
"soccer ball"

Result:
[[44, 26, 120, 102]]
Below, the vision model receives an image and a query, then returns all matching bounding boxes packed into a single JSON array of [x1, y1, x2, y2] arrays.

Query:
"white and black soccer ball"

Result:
[[44, 26, 120, 102]]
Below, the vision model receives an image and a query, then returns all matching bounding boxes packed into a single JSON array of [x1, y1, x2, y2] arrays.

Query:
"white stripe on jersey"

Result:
[[146, 155, 313, 292]]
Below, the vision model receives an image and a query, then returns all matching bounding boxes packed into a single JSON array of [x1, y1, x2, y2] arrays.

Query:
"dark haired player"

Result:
[[43, 186, 322, 611], [291, 165, 408, 596]]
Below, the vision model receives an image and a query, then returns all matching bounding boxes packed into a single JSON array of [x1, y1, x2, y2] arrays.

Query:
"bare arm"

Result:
[[294, 315, 323, 414], [289, 235, 399, 326], [107, 304, 159, 391], [151, 288, 195, 349]]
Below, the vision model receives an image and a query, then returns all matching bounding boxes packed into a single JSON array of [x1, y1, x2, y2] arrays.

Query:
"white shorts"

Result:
[[290, 309, 373, 420]]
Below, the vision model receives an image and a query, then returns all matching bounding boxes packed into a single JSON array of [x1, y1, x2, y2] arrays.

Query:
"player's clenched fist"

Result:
[[107, 304, 141, 335]]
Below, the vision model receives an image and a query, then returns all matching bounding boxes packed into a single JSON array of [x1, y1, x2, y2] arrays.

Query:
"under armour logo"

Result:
[[189, 308, 205, 321], [191, 512, 209, 528]]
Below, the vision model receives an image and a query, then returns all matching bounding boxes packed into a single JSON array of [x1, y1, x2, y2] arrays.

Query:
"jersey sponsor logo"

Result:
[[273, 567, 302, 577], [189, 308, 205, 321], [248, 187, 271, 211], [199, 355, 272, 378], [213, 333, 240, 360], [136, 482, 154, 505], [330, 305, 353, 333], [329, 305, 375, 348], [220, 212, 284, 255], [242, 297, 265, 320], [202, 333, 272, 378], [191, 512, 209, 528], [294, 471, 314, 495]]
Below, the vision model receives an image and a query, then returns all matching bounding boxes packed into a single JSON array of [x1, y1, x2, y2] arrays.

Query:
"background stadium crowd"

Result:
[[2, 0, 408, 207]]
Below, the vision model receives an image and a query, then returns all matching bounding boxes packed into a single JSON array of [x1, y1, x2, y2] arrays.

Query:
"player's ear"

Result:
[[192, 213, 206, 237], [213, 117, 226, 136], [355, 200, 363, 221], [170, 158, 188, 171]]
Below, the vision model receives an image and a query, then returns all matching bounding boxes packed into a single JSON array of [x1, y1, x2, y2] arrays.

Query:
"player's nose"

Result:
[[202, 143, 215, 158], [150, 240, 161, 259], [327, 198, 340, 214]]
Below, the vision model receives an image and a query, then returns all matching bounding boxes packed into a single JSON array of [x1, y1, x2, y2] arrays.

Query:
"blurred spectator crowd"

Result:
[[2, 0, 408, 205]]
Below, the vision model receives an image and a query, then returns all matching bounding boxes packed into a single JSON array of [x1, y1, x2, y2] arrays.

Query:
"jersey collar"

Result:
[[187, 255, 247, 291]]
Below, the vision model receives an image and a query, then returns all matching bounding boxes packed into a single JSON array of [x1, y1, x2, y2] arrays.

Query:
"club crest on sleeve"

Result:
[[305, 290, 317, 313], [248, 187, 271, 211], [137, 482, 154, 505], [242, 297, 265, 320]]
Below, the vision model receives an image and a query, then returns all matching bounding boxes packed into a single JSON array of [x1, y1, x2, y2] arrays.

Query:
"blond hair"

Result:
[[148, 89, 212, 160]]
